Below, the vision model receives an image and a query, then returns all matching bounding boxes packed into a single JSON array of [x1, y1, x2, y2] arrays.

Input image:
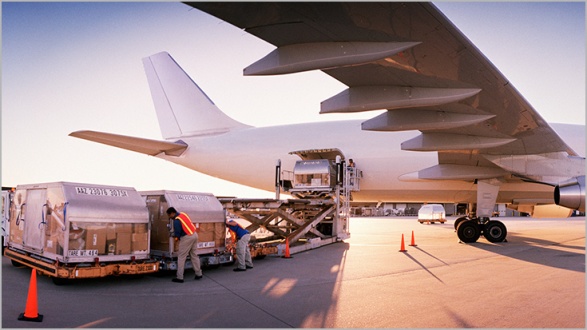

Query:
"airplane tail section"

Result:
[[142, 52, 251, 140]]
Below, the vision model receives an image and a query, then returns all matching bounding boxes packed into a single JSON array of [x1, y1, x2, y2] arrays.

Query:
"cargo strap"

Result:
[[39, 204, 48, 229], [62, 202, 68, 231], [15, 203, 25, 226]]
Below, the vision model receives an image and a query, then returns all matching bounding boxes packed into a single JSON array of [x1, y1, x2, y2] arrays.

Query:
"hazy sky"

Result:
[[2, 2, 585, 198]]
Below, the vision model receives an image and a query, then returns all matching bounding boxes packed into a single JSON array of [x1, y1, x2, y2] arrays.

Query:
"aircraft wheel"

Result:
[[457, 220, 480, 243], [483, 220, 507, 243], [454, 216, 469, 231]]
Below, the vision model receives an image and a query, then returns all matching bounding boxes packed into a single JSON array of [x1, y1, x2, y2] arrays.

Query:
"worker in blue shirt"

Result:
[[226, 219, 253, 272]]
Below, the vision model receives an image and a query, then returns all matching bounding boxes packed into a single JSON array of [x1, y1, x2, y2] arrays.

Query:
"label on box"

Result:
[[197, 241, 215, 248], [68, 250, 98, 257]]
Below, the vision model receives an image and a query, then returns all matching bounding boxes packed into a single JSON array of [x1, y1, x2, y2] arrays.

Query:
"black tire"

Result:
[[483, 220, 507, 243], [10, 259, 24, 267], [454, 216, 469, 231], [457, 221, 480, 243]]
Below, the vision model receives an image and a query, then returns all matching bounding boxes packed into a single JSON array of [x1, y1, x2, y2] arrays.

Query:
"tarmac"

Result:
[[2, 216, 585, 328]]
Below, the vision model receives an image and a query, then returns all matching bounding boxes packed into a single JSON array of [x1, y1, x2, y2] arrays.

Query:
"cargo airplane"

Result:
[[70, 3, 585, 243]]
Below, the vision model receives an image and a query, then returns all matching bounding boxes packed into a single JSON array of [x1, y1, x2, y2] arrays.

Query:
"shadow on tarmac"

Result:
[[402, 252, 445, 284], [243, 241, 351, 327], [467, 232, 585, 273]]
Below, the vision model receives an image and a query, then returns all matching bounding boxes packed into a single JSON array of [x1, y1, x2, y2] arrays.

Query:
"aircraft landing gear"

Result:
[[455, 217, 507, 243], [483, 220, 507, 243]]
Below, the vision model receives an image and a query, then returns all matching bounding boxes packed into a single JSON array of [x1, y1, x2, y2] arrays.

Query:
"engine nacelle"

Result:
[[554, 176, 585, 212]]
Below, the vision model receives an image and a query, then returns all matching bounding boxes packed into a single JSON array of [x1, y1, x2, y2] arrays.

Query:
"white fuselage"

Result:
[[157, 120, 585, 203]]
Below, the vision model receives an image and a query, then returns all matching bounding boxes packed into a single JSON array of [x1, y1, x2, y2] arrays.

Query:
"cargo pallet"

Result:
[[4, 182, 160, 284], [141, 190, 235, 271], [5, 247, 159, 283]]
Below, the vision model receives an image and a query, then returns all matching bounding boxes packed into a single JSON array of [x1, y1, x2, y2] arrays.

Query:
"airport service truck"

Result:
[[140, 190, 233, 271], [417, 204, 446, 224], [3, 182, 159, 284]]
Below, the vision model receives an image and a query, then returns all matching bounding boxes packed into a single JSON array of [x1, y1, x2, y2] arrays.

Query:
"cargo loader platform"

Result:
[[219, 149, 359, 257], [220, 197, 348, 257]]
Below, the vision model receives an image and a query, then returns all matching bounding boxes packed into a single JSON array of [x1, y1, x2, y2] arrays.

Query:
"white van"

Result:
[[418, 204, 446, 224]]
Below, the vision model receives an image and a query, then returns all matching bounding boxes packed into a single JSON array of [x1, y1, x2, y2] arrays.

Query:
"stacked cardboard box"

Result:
[[86, 226, 107, 254], [132, 233, 149, 251], [68, 228, 85, 250], [116, 224, 132, 255], [215, 222, 226, 249], [198, 223, 215, 244]]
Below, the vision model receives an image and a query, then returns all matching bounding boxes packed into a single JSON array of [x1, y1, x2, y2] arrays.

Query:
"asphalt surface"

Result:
[[2, 216, 585, 328]]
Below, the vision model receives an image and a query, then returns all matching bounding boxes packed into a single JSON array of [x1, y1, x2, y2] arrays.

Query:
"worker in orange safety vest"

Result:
[[167, 207, 202, 283]]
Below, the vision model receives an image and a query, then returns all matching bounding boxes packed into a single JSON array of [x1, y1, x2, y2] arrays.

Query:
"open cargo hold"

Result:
[[4, 182, 158, 281], [141, 190, 233, 270]]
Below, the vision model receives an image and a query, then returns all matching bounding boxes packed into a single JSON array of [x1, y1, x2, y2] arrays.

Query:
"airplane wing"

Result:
[[69, 130, 187, 156], [188, 2, 581, 184]]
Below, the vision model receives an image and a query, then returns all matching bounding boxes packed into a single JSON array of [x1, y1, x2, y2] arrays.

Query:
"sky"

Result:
[[2, 2, 585, 198]]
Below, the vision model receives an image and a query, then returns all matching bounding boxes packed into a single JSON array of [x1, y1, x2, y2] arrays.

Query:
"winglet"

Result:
[[142, 52, 251, 140]]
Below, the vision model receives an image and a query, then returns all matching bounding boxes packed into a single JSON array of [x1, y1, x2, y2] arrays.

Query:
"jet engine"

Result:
[[554, 176, 585, 212]]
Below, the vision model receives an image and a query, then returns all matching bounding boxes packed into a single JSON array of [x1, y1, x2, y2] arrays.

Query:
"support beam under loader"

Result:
[[220, 198, 348, 257]]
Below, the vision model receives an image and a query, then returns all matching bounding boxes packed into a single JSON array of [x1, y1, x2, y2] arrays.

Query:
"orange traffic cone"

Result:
[[399, 234, 407, 252], [282, 237, 293, 258], [18, 269, 43, 322], [409, 230, 418, 247]]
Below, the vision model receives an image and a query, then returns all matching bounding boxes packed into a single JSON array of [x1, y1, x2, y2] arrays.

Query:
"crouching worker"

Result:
[[167, 207, 203, 282], [226, 219, 254, 272]]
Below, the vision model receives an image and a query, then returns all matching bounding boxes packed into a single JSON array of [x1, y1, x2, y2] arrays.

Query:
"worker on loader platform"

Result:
[[226, 219, 254, 272], [167, 207, 203, 282]]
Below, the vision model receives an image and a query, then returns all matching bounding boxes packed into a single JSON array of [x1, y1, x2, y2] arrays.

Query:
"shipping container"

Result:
[[140, 190, 233, 270], [3, 182, 158, 282], [290, 159, 337, 192]]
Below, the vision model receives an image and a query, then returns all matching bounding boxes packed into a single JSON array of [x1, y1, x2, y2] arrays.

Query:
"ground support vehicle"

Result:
[[3, 182, 159, 283], [221, 198, 347, 257], [141, 190, 233, 271], [417, 204, 447, 224]]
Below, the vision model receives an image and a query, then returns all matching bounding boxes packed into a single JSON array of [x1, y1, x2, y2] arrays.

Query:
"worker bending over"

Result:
[[226, 219, 254, 272]]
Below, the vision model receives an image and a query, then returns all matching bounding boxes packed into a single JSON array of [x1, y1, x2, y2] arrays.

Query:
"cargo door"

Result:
[[23, 189, 46, 251]]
